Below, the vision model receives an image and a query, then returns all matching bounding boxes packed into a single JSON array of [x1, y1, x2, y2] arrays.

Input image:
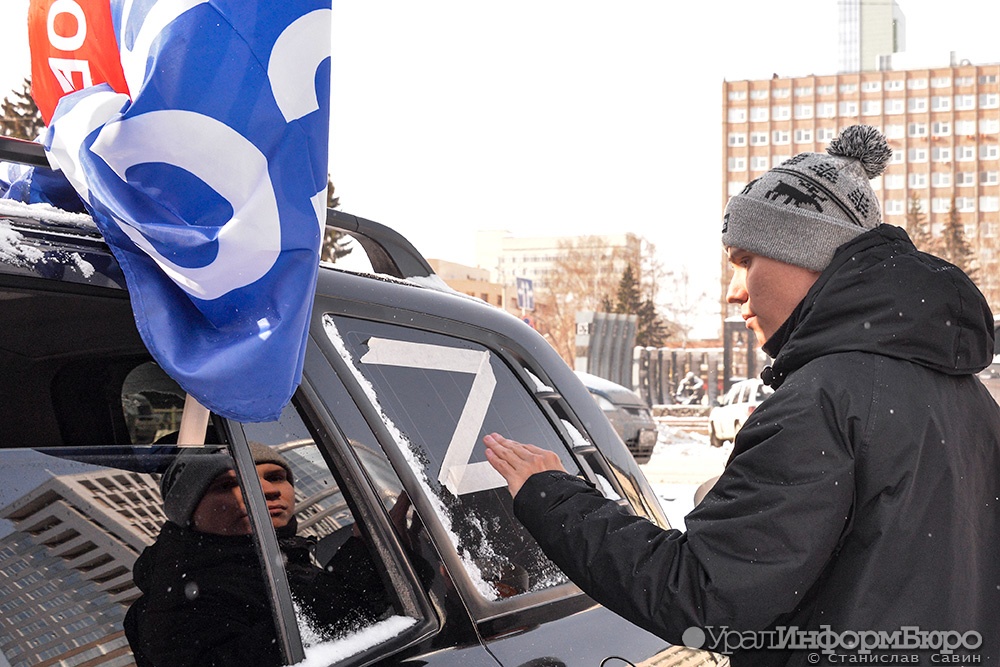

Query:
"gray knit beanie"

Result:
[[160, 442, 293, 527], [722, 125, 892, 272]]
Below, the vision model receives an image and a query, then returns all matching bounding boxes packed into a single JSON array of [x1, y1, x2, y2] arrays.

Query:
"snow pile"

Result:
[[0, 198, 97, 230], [292, 615, 417, 667]]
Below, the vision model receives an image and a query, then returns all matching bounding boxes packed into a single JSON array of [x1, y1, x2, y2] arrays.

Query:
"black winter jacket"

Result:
[[124, 521, 391, 667], [515, 226, 1000, 666]]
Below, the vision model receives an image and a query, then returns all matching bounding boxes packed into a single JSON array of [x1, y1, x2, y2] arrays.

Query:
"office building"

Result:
[[838, 0, 906, 73], [0, 469, 162, 667], [722, 63, 1000, 317]]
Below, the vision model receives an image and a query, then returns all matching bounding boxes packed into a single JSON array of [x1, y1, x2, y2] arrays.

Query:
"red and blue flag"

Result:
[[30, 0, 332, 421]]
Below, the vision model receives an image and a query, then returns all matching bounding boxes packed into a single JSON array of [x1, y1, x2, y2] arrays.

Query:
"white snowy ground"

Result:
[[639, 422, 733, 531]]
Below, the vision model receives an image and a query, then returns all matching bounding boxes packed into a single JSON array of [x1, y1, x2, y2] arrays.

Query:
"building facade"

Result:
[[838, 0, 906, 73], [0, 469, 162, 667], [721, 63, 1000, 317]]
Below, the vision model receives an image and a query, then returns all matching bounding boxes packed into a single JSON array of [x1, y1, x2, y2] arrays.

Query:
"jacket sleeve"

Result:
[[513, 380, 858, 642]]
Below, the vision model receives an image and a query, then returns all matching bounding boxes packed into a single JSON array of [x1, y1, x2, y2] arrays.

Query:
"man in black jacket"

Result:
[[125, 443, 391, 666], [485, 126, 1000, 666]]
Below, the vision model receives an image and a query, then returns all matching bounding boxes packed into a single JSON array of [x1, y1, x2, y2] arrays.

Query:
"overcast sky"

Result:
[[3, 1, 1000, 337]]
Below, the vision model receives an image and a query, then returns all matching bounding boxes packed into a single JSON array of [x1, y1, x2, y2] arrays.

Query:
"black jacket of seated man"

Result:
[[124, 444, 392, 667]]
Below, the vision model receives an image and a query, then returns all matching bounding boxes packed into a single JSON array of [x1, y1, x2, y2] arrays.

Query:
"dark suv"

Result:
[[0, 137, 725, 667]]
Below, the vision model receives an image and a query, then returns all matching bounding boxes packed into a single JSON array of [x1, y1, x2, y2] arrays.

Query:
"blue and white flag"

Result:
[[42, 0, 332, 421]]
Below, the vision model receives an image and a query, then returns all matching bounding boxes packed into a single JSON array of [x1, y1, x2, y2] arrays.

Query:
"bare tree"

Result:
[[535, 235, 640, 363], [659, 266, 708, 346]]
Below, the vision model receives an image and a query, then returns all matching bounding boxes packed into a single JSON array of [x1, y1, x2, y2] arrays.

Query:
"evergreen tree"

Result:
[[320, 176, 352, 263], [937, 198, 978, 280], [0, 79, 45, 141], [613, 264, 642, 314], [904, 194, 933, 251], [610, 263, 669, 348]]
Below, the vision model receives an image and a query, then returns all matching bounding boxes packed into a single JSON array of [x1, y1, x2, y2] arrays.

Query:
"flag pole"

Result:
[[177, 394, 210, 444]]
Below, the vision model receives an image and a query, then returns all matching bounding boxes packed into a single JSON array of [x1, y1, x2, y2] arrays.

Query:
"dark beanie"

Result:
[[722, 125, 893, 272], [160, 442, 293, 527]]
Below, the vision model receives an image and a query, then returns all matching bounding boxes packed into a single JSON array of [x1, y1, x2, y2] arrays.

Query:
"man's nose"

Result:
[[260, 478, 280, 498], [726, 271, 747, 304]]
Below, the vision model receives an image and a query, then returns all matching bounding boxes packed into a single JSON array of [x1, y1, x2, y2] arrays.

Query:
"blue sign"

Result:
[[516, 276, 534, 311], [43, 0, 332, 422]]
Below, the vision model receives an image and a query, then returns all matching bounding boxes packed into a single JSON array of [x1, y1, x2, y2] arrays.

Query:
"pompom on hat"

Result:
[[722, 125, 893, 272]]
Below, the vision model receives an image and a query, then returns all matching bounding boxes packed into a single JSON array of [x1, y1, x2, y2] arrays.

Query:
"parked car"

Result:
[[708, 378, 774, 447], [0, 138, 724, 667], [576, 371, 658, 464]]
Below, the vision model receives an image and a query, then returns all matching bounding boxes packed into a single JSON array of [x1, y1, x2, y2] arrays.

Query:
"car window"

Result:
[[323, 314, 578, 602], [242, 405, 415, 664], [0, 447, 166, 667]]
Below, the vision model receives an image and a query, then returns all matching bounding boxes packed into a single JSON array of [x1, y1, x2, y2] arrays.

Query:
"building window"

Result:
[[771, 105, 791, 120], [932, 121, 952, 136], [817, 84, 835, 94], [955, 76, 974, 86], [861, 100, 881, 115], [884, 99, 904, 115], [932, 198, 951, 213], [861, 81, 882, 92], [980, 74, 999, 84], [794, 104, 814, 119], [817, 127, 836, 142], [981, 144, 999, 160], [980, 93, 999, 108], [884, 124, 905, 139], [956, 197, 976, 212], [816, 102, 836, 118], [728, 90, 747, 101], [890, 149, 905, 164], [982, 171, 999, 186], [750, 132, 768, 145], [773, 88, 790, 98], [956, 119, 976, 135], [908, 148, 928, 162], [839, 101, 858, 116], [840, 83, 858, 94], [750, 156, 770, 171], [955, 95, 976, 110], [957, 146, 976, 162], [772, 130, 790, 145], [750, 89, 769, 100], [957, 172, 976, 186], [982, 196, 1000, 212], [728, 108, 747, 123], [908, 97, 928, 112], [794, 128, 813, 144], [981, 119, 1000, 134], [772, 154, 791, 168], [885, 80, 904, 91], [909, 173, 928, 188], [750, 107, 769, 122], [932, 172, 952, 187], [931, 77, 952, 88], [931, 96, 951, 111], [884, 199, 905, 215], [883, 173, 905, 189], [728, 133, 747, 146], [728, 157, 746, 171], [794, 86, 813, 97], [908, 78, 928, 90], [932, 147, 951, 161], [908, 122, 927, 137]]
